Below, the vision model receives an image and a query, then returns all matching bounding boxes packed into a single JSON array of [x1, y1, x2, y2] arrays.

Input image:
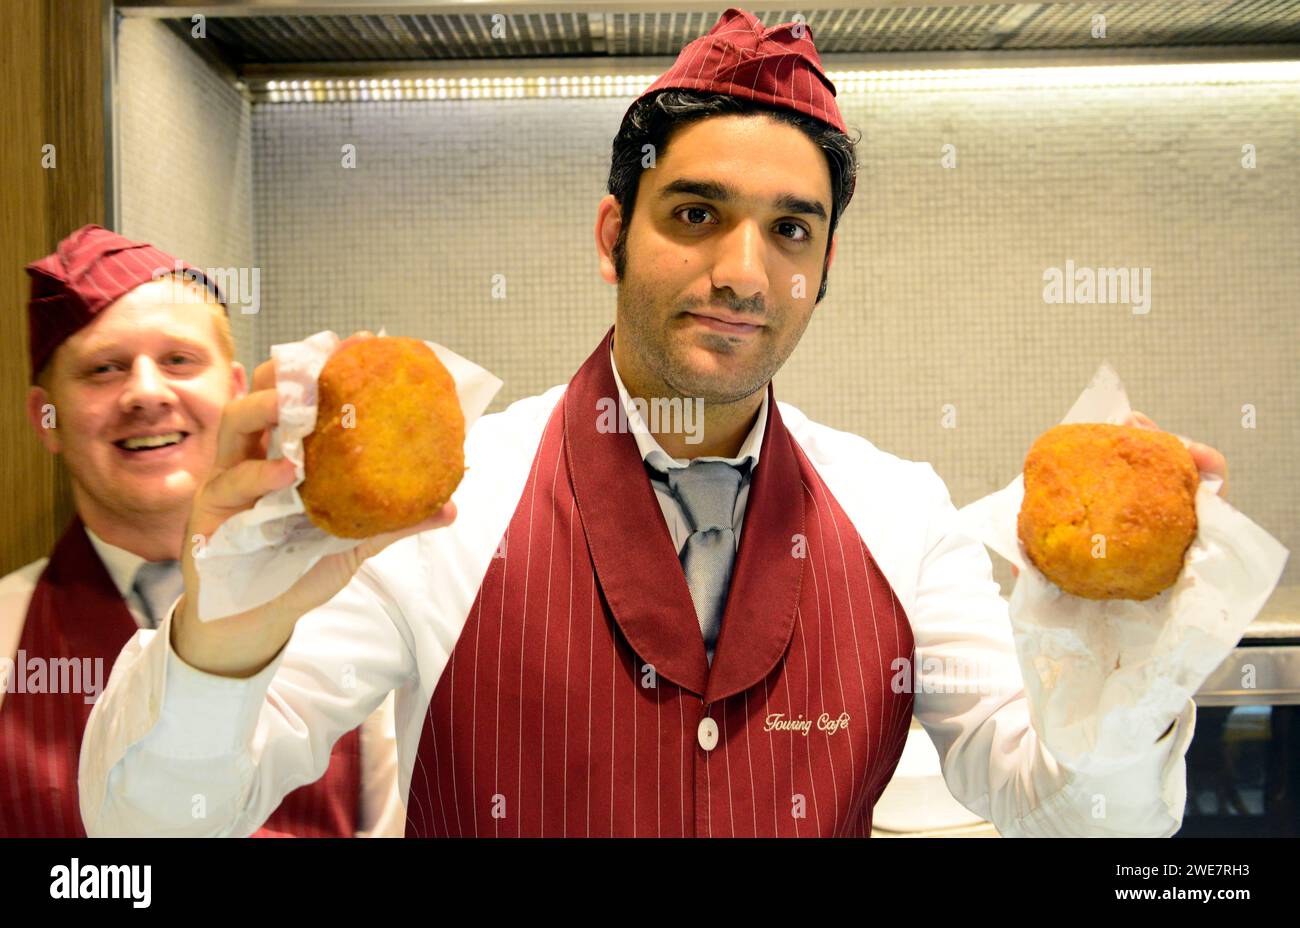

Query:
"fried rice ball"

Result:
[[299, 336, 465, 538], [1016, 423, 1199, 601]]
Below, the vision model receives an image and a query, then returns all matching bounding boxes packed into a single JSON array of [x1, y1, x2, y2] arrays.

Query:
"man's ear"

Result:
[[595, 194, 623, 286], [229, 361, 248, 398], [25, 385, 62, 454]]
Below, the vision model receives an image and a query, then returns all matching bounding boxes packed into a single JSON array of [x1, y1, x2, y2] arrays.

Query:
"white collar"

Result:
[[608, 337, 767, 473], [83, 525, 147, 601]]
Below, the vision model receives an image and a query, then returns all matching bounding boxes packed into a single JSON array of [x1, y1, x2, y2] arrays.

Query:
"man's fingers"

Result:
[[200, 457, 298, 518], [250, 361, 277, 460], [215, 390, 281, 469], [1188, 441, 1227, 474], [1188, 442, 1230, 498], [251, 358, 276, 393]]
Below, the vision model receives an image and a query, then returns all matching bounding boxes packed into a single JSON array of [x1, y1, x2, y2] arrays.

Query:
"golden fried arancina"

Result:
[[299, 336, 465, 538], [1016, 423, 1199, 600]]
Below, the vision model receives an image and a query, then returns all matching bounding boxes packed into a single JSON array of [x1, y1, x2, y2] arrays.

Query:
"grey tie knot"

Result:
[[664, 460, 745, 533], [132, 560, 183, 629]]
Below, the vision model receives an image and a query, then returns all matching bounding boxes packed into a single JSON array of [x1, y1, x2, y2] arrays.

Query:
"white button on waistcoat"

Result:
[[697, 716, 719, 751]]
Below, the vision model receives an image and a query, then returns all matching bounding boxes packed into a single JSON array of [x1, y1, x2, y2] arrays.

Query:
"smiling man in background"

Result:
[[0, 225, 403, 837]]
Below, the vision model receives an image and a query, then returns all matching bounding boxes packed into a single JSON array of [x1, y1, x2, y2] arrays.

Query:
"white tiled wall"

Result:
[[116, 18, 256, 373], [251, 96, 617, 401]]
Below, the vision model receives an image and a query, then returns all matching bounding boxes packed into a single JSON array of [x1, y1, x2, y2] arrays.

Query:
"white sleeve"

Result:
[[78, 545, 420, 838], [355, 690, 406, 837], [909, 465, 1196, 837], [0, 560, 46, 712]]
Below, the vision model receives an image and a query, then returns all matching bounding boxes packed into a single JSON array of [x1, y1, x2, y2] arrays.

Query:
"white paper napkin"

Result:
[[194, 330, 502, 621], [956, 362, 1289, 773]]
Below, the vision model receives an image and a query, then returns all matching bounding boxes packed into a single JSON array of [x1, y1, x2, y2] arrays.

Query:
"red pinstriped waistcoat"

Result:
[[0, 518, 362, 837], [406, 330, 916, 837]]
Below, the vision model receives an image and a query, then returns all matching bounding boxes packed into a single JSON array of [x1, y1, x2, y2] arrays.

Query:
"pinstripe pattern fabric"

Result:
[[0, 519, 363, 837], [406, 330, 914, 837]]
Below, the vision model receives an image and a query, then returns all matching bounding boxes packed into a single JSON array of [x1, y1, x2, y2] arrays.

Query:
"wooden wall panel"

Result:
[[0, 0, 105, 575]]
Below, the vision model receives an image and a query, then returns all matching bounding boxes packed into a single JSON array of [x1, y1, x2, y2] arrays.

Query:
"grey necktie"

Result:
[[131, 560, 183, 629], [656, 460, 747, 666]]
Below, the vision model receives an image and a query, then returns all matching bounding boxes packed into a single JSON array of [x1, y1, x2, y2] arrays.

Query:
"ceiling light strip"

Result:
[[257, 60, 1300, 103]]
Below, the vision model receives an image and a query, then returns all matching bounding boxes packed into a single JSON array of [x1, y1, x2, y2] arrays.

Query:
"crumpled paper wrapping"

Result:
[[194, 330, 502, 622], [957, 362, 1289, 774]]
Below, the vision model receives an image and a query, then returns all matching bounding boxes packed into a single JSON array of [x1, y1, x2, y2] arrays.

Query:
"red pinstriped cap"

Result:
[[24, 224, 226, 382], [627, 7, 847, 134]]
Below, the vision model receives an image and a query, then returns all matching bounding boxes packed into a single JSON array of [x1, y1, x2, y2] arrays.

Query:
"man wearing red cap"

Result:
[[0, 225, 406, 837], [83, 9, 1225, 837]]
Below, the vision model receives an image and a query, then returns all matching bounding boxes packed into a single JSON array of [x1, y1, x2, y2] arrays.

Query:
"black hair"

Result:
[[606, 89, 860, 304]]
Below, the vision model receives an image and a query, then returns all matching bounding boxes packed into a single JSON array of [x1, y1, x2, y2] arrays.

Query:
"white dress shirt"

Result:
[[79, 357, 1197, 837], [0, 528, 406, 837], [87, 527, 150, 624]]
